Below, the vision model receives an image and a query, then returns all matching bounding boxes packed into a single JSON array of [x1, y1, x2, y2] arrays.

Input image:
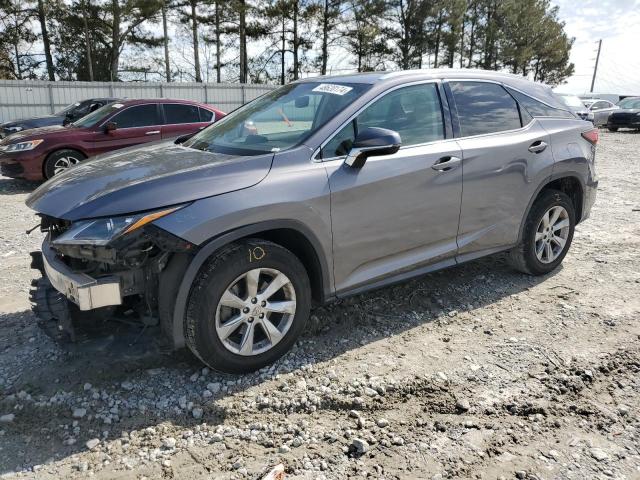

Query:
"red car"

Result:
[[0, 99, 225, 180]]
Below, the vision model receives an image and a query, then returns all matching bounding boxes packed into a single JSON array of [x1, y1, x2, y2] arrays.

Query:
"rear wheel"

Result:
[[44, 149, 86, 179], [185, 239, 311, 373], [508, 190, 575, 275]]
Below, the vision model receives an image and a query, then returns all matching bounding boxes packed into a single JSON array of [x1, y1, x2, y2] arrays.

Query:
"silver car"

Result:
[[27, 70, 599, 373], [584, 99, 619, 127]]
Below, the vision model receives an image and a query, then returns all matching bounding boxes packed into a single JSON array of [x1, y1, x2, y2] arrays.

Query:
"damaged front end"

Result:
[[29, 208, 195, 343]]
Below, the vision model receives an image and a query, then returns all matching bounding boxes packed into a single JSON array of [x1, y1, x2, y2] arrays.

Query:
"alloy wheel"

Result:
[[535, 205, 570, 264], [53, 156, 81, 175], [215, 268, 296, 356]]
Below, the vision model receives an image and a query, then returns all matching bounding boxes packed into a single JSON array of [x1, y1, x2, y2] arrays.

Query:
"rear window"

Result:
[[164, 103, 201, 124], [507, 88, 575, 119], [450, 81, 522, 137]]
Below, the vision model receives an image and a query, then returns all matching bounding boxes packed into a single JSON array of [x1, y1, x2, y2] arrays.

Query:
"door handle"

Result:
[[146, 130, 161, 135], [432, 156, 461, 172], [528, 140, 547, 153]]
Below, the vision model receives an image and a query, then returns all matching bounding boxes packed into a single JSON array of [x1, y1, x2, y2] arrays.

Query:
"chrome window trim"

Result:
[[312, 79, 446, 162]]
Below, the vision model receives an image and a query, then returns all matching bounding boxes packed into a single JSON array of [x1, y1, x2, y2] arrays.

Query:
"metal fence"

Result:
[[0, 80, 277, 122]]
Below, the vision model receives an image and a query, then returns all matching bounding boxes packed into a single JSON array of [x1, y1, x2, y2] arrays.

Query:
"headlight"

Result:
[[5, 139, 44, 152], [586, 112, 594, 121], [52, 206, 182, 246]]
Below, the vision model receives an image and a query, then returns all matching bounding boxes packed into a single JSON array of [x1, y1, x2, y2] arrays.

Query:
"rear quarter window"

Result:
[[507, 87, 575, 119], [450, 81, 522, 137]]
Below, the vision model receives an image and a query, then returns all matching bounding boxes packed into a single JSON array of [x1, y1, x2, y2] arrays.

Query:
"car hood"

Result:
[[610, 108, 640, 115], [0, 124, 69, 144], [26, 141, 274, 221], [1, 115, 62, 129]]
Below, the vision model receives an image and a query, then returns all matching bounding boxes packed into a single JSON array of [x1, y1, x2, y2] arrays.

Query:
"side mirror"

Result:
[[104, 121, 117, 133], [345, 127, 401, 168], [62, 114, 72, 126], [295, 96, 310, 108], [175, 132, 196, 144]]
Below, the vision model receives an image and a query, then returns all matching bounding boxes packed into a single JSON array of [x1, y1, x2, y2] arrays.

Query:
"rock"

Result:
[[515, 471, 526, 479], [83, 383, 92, 391], [192, 407, 204, 419], [0, 413, 15, 423], [351, 437, 369, 454], [162, 437, 177, 449], [590, 448, 608, 461], [72, 408, 87, 419], [121, 381, 134, 391], [86, 438, 100, 450], [278, 445, 291, 453], [391, 436, 405, 446], [211, 433, 224, 442], [376, 418, 389, 428], [364, 387, 378, 397], [617, 404, 629, 416], [207, 382, 222, 394], [455, 398, 470, 412], [436, 372, 448, 382]]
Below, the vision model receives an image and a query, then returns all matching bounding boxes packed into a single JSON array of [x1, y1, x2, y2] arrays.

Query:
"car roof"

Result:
[[298, 68, 567, 111], [116, 98, 213, 108]]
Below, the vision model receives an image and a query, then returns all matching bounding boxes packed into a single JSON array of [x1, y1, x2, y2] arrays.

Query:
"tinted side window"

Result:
[[112, 104, 161, 128], [506, 87, 575, 119], [322, 83, 444, 158], [199, 108, 214, 122], [451, 82, 522, 137], [164, 103, 201, 124]]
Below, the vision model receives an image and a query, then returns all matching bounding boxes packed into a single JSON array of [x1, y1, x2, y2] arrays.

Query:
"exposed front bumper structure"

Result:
[[41, 236, 122, 310]]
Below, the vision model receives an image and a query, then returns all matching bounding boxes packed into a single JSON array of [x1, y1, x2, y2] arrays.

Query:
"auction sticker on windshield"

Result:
[[312, 84, 353, 95]]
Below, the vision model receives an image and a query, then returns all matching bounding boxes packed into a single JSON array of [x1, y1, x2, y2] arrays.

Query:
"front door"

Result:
[[323, 82, 463, 294], [92, 103, 163, 155]]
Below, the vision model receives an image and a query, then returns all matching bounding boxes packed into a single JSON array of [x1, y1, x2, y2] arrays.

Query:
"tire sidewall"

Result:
[[523, 190, 576, 275], [44, 149, 85, 179], [186, 240, 310, 374]]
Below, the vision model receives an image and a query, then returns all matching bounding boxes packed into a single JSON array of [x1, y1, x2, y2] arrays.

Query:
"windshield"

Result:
[[617, 98, 640, 109], [72, 102, 126, 128], [559, 95, 585, 108], [55, 102, 80, 116], [184, 82, 371, 156]]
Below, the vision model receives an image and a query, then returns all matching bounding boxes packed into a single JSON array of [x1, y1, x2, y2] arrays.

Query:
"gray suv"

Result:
[[26, 70, 598, 373]]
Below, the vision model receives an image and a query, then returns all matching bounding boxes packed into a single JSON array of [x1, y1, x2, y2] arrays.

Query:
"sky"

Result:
[[551, 0, 640, 94]]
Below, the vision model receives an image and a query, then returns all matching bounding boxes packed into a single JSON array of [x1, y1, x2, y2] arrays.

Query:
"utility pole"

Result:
[[590, 39, 602, 93]]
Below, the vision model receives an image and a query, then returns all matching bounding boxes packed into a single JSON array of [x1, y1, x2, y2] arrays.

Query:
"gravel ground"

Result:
[[0, 131, 639, 480]]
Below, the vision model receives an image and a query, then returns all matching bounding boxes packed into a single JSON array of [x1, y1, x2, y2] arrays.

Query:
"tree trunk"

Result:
[[37, 0, 55, 80], [239, 0, 247, 83], [434, 11, 443, 68], [292, 0, 299, 80], [190, 0, 202, 82], [459, 15, 465, 68], [321, 0, 328, 75], [215, 0, 221, 82], [81, 0, 94, 81], [14, 43, 22, 79], [162, 2, 171, 81], [110, 0, 120, 81]]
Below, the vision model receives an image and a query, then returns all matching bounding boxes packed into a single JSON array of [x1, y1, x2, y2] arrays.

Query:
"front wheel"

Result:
[[508, 190, 575, 275], [185, 239, 311, 374], [44, 149, 86, 179]]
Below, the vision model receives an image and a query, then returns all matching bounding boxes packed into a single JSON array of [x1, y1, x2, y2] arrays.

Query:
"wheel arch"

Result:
[[518, 173, 585, 243], [162, 220, 333, 349]]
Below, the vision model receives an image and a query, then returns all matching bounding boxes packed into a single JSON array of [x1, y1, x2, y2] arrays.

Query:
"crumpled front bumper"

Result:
[[39, 236, 122, 310]]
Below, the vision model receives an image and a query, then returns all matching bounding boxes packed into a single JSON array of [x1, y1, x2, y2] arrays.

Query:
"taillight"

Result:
[[581, 128, 599, 145]]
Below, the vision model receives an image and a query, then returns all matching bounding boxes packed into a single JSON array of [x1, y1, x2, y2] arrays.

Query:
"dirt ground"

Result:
[[0, 131, 638, 480]]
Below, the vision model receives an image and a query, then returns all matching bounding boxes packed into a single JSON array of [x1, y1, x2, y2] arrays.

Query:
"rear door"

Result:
[[325, 82, 463, 293], [590, 100, 616, 126], [446, 80, 555, 259], [92, 104, 163, 154], [161, 103, 211, 140]]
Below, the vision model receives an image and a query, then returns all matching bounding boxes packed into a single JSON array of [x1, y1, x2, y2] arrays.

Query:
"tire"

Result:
[[44, 149, 86, 179], [607, 127, 618, 132], [185, 239, 311, 374], [508, 189, 575, 276]]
